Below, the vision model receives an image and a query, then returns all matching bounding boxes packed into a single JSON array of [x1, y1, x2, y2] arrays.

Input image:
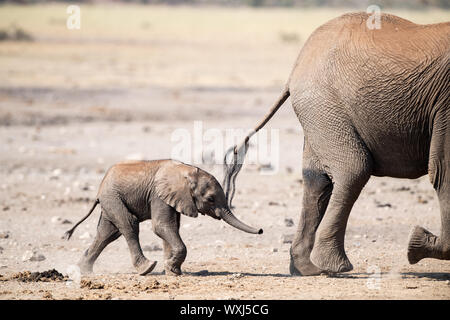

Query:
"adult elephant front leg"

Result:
[[290, 141, 333, 276]]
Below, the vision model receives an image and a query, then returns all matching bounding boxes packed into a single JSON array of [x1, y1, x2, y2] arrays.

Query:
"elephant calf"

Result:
[[65, 159, 262, 276]]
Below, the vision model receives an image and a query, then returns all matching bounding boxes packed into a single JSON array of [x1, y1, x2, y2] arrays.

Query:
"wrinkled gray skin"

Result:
[[228, 12, 449, 275], [65, 160, 262, 276]]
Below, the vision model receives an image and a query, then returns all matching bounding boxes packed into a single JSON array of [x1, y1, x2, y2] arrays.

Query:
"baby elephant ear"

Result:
[[154, 163, 198, 218]]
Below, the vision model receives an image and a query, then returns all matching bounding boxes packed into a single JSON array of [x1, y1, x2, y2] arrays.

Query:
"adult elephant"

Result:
[[223, 12, 449, 275]]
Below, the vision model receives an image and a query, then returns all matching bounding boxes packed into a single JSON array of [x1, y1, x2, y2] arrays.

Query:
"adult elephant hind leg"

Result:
[[310, 166, 371, 273], [308, 134, 372, 273], [290, 142, 333, 276], [102, 198, 156, 275], [78, 211, 121, 274]]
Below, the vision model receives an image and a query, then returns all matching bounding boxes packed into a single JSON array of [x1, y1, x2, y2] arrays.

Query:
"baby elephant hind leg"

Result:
[[102, 198, 156, 275], [78, 212, 121, 274]]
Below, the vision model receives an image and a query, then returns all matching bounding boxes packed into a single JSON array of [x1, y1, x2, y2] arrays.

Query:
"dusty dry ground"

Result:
[[0, 4, 449, 300]]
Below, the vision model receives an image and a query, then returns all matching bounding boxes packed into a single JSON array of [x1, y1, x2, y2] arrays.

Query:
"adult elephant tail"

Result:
[[222, 86, 290, 208]]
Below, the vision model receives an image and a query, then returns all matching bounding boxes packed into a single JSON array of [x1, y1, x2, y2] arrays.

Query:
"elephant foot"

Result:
[[289, 248, 325, 276], [136, 260, 157, 276], [310, 243, 353, 273], [164, 265, 182, 276], [407, 226, 439, 264]]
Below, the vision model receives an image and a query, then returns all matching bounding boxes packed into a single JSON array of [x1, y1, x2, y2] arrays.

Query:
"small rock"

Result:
[[42, 291, 53, 300], [375, 200, 392, 208], [272, 247, 278, 253], [51, 216, 71, 224], [405, 285, 418, 289], [79, 232, 91, 240], [417, 196, 428, 204], [22, 250, 46, 262], [2, 206, 9, 211], [0, 246, 3, 253], [281, 234, 294, 244], [80, 183, 93, 191], [268, 201, 279, 206], [0, 231, 10, 239], [229, 273, 244, 280], [284, 218, 294, 227], [51, 168, 62, 178], [51, 216, 62, 224]]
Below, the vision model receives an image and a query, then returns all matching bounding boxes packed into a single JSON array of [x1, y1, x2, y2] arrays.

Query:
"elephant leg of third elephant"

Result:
[[290, 142, 332, 276]]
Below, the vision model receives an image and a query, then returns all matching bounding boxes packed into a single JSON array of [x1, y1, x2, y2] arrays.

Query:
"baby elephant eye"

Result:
[[207, 196, 214, 203]]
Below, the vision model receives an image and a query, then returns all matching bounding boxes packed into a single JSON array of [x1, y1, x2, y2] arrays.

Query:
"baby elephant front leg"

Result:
[[152, 201, 186, 275]]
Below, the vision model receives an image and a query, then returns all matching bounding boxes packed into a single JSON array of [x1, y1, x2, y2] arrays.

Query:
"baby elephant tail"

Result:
[[63, 199, 100, 240]]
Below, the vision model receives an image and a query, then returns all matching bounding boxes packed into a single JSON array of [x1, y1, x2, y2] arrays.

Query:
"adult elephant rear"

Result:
[[223, 12, 449, 275]]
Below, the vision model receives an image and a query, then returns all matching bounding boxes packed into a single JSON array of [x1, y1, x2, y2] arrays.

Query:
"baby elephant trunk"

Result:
[[220, 208, 263, 235]]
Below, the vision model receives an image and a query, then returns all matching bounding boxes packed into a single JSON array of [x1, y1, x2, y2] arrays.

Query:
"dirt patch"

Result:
[[10, 269, 67, 283], [80, 279, 105, 290]]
